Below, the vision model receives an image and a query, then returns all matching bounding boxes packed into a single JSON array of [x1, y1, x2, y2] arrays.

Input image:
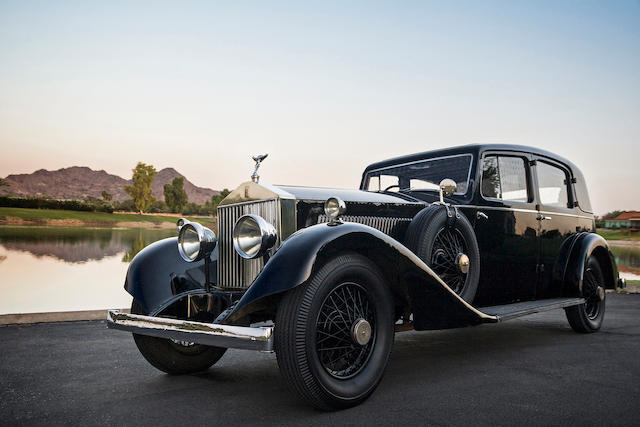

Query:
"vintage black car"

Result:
[[107, 144, 625, 410]]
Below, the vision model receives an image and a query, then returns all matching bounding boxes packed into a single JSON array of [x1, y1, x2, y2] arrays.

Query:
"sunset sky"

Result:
[[1, 1, 638, 214]]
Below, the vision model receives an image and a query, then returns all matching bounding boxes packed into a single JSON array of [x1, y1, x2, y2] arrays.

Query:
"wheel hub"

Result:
[[596, 286, 605, 301], [456, 253, 470, 274], [351, 318, 372, 346]]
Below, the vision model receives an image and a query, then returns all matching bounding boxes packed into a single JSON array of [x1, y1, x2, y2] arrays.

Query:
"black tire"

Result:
[[275, 254, 394, 410], [404, 205, 480, 302], [131, 300, 226, 374], [565, 256, 606, 333]]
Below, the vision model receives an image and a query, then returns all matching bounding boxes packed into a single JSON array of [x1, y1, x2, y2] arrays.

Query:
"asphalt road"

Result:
[[2, 293, 639, 426]]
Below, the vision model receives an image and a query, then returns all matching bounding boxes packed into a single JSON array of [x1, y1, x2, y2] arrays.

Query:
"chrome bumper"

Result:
[[106, 310, 274, 351]]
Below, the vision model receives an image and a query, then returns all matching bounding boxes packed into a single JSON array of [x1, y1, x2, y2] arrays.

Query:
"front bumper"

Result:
[[106, 310, 273, 351]]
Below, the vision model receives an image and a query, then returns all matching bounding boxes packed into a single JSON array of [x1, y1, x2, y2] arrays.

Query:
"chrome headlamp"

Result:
[[324, 197, 346, 221], [177, 221, 217, 262], [233, 214, 277, 259]]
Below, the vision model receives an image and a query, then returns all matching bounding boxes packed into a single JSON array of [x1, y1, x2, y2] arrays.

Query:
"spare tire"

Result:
[[405, 205, 480, 303]]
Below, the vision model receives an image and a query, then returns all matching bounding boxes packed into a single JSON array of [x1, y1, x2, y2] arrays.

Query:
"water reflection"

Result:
[[610, 245, 640, 278], [0, 226, 174, 264], [0, 226, 176, 315]]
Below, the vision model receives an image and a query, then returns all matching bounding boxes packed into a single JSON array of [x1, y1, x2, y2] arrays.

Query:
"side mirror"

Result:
[[439, 178, 457, 203]]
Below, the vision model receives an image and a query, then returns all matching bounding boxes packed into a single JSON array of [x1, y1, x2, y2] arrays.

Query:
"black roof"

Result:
[[362, 144, 580, 175]]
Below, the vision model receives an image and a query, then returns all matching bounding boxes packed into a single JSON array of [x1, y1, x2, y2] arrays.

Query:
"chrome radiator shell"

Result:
[[217, 199, 280, 289]]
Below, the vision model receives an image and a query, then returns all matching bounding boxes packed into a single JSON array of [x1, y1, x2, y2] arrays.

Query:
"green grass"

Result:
[[596, 229, 640, 241], [0, 207, 214, 227], [627, 280, 640, 285]]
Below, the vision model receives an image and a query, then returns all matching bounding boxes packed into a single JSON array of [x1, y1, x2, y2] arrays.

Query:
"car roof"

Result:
[[362, 144, 579, 175]]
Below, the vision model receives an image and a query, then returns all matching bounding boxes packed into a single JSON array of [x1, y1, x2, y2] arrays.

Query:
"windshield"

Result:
[[364, 154, 473, 194]]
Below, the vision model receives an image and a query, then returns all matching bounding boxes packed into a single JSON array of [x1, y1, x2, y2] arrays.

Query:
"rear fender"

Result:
[[562, 232, 619, 297], [222, 222, 497, 330]]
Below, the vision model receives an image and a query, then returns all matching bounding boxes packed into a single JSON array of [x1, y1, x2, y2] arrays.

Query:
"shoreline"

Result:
[[0, 216, 178, 229], [0, 207, 215, 229]]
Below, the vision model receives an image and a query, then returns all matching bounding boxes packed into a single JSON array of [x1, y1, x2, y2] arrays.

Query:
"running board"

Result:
[[478, 298, 585, 322]]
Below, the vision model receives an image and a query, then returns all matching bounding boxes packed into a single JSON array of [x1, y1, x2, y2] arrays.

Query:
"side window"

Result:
[[367, 175, 399, 192], [536, 161, 570, 208], [481, 155, 529, 202]]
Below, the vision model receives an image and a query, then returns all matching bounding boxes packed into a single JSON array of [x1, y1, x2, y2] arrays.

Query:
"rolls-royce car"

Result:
[[107, 144, 625, 410]]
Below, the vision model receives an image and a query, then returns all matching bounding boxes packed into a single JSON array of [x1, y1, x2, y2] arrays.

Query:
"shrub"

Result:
[[0, 196, 114, 213]]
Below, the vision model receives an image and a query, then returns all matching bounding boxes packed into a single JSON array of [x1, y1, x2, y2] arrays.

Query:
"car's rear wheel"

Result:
[[565, 256, 606, 333], [405, 205, 480, 303], [275, 254, 394, 410], [131, 300, 227, 374]]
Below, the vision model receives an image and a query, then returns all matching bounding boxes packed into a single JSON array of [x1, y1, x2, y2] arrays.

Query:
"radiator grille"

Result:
[[217, 199, 280, 289], [318, 215, 412, 238]]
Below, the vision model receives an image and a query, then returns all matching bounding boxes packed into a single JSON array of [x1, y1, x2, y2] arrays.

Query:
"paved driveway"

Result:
[[1, 293, 639, 426]]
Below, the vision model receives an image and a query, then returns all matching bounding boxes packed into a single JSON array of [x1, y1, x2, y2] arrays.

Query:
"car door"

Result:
[[473, 152, 540, 305], [532, 158, 580, 298]]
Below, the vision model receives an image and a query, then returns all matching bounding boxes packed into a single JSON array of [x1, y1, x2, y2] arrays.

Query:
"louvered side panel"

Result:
[[317, 215, 412, 239]]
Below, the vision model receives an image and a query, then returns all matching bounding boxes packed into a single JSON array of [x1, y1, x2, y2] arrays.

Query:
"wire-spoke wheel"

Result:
[[316, 282, 375, 379], [430, 227, 468, 294], [565, 256, 606, 333], [404, 205, 480, 302], [275, 254, 394, 411]]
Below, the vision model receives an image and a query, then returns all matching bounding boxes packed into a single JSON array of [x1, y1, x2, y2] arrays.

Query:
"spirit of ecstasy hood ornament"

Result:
[[251, 154, 268, 183]]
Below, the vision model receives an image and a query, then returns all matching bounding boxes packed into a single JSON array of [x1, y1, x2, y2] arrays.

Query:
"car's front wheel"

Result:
[[131, 300, 227, 374], [565, 256, 606, 333], [275, 254, 395, 410]]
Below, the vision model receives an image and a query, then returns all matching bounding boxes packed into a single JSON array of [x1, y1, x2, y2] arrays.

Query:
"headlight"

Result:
[[233, 214, 277, 259], [176, 217, 189, 233], [177, 221, 217, 262], [324, 197, 346, 221]]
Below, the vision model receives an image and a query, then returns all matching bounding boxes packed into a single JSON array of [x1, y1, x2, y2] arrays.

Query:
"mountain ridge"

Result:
[[1, 166, 220, 205]]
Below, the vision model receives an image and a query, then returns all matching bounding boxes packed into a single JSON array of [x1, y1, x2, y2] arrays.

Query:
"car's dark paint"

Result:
[[220, 221, 495, 330], [125, 237, 216, 315]]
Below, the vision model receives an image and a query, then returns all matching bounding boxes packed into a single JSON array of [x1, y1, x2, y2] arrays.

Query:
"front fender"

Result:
[[124, 237, 215, 315], [563, 232, 619, 296], [223, 221, 497, 330]]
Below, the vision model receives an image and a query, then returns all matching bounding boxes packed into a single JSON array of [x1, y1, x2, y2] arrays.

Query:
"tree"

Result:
[[101, 190, 113, 202], [163, 177, 189, 213], [602, 210, 624, 220], [124, 162, 157, 213], [211, 188, 231, 212]]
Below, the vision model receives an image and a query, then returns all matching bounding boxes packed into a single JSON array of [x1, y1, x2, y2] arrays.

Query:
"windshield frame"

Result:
[[362, 153, 474, 196]]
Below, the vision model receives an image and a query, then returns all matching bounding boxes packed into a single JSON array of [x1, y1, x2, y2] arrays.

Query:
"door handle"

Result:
[[537, 215, 552, 221], [477, 211, 488, 220]]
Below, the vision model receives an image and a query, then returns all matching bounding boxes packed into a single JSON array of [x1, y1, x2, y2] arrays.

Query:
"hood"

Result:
[[219, 181, 420, 206]]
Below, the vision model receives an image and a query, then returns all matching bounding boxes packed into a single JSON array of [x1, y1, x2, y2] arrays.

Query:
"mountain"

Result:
[[0, 166, 219, 205]]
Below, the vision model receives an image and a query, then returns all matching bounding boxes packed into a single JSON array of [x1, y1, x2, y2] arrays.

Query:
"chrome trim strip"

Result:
[[106, 310, 273, 351], [455, 204, 592, 220], [364, 153, 474, 195]]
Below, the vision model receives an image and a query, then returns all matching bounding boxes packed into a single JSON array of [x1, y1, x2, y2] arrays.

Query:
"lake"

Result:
[[0, 226, 174, 315], [0, 226, 638, 315]]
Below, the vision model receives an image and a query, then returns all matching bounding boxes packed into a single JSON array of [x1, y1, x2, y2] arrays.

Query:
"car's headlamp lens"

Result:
[[233, 214, 277, 259], [324, 197, 346, 220], [177, 222, 216, 262]]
